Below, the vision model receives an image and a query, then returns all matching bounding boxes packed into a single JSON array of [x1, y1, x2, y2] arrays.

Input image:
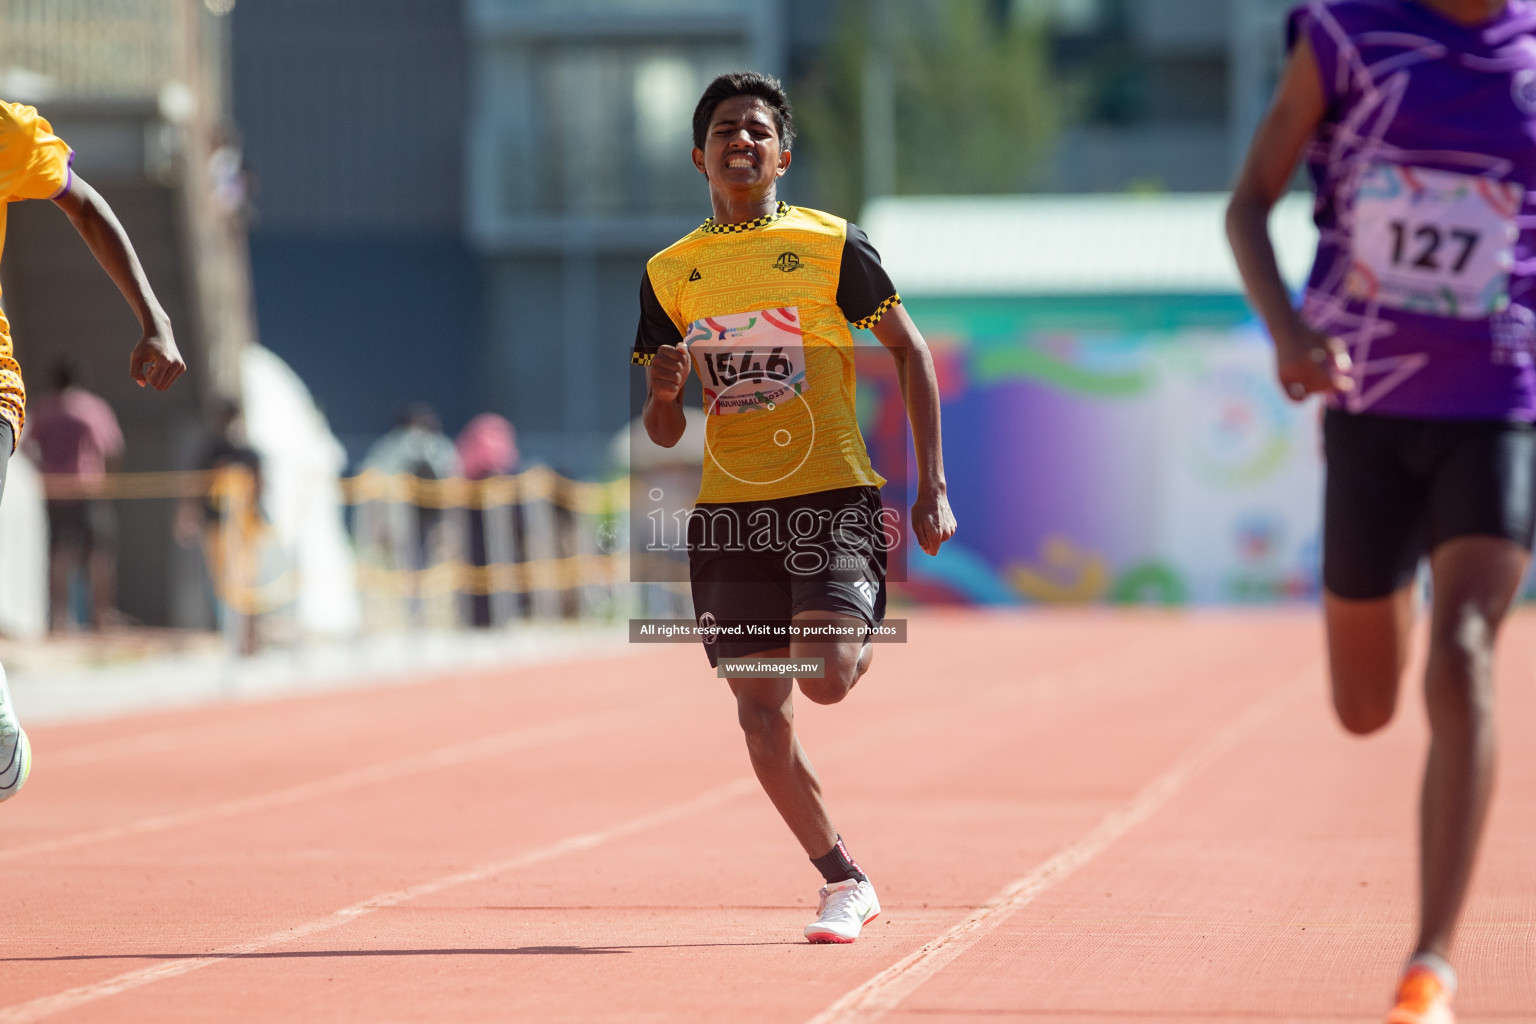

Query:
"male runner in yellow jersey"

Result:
[[0, 100, 187, 802], [632, 72, 955, 942]]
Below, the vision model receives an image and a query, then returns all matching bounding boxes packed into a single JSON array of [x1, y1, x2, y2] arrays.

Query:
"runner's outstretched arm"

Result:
[[51, 174, 185, 391], [1225, 36, 1350, 401], [871, 305, 955, 556]]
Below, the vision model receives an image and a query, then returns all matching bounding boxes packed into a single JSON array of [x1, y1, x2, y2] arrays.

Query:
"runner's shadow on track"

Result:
[[5, 942, 796, 962]]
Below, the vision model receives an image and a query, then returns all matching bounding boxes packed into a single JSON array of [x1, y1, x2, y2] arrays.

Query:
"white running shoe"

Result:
[[804, 877, 880, 943], [0, 663, 30, 802]]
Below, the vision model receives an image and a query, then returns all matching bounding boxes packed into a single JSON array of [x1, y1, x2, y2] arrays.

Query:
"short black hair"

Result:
[[691, 72, 795, 151], [397, 401, 442, 434], [50, 358, 79, 392]]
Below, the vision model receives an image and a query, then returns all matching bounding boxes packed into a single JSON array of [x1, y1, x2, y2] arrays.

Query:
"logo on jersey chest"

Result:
[[774, 252, 802, 273]]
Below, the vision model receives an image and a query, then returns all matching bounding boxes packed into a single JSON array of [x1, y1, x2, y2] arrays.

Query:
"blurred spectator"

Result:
[[361, 404, 461, 627], [363, 403, 460, 481], [456, 413, 518, 627], [207, 124, 254, 223], [175, 399, 263, 654], [455, 413, 518, 481], [23, 360, 124, 631]]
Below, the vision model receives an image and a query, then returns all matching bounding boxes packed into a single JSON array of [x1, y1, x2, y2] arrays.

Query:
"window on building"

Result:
[[484, 41, 750, 218]]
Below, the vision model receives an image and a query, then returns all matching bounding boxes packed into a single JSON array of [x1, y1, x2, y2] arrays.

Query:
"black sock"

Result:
[[810, 835, 867, 884]]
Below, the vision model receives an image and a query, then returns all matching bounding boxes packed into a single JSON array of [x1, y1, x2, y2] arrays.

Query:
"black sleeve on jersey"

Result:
[[837, 222, 902, 330], [632, 270, 681, 366]]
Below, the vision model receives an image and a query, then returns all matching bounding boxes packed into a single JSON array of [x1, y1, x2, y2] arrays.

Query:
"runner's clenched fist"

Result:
[[1274, 323, 1352, 402], [647, 343, 691, 403]]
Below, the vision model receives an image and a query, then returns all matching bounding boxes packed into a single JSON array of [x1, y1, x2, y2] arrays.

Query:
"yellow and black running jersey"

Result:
[[0, 101, 72, 443], [632, 202, 901, 504]]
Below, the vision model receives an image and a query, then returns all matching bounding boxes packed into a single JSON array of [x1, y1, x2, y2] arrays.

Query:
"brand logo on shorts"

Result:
[[853, 581, 874, 607], [1515, 69, 1536, 116], [774, 252, 801, 273], [697, 611, 719, 645]]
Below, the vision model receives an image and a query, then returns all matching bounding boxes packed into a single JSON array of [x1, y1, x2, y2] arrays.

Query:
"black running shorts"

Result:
[[1323, 409, 1536, 600], [47, 499, 117, 556], [688, 485, 890, 667]]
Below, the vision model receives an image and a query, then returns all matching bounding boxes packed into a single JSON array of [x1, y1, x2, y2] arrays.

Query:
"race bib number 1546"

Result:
[[1349, 163, 1523, 319], [686, 307, 808, 415]]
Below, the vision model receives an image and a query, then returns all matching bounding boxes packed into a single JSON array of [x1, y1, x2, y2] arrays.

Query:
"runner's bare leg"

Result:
[[1324, 585, 1416, 735], [1414, 536, 1526, 959], [731, 667, 838, 856], [793, 611, 874, 705], [730, 614, 872, 855]]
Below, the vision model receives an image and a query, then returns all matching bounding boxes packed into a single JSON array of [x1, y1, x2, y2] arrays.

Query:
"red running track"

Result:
[[3, 609, 1535, 1022]]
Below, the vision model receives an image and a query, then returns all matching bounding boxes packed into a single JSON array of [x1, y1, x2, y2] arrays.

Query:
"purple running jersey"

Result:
[[1290, 0, 1536, 419]]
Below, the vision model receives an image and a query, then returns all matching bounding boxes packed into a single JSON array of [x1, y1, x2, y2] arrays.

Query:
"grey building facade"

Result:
[[464, 0, 784, 474]]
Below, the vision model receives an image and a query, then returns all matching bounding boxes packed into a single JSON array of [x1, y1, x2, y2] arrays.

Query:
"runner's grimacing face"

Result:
[[692, 96, 790, 197]]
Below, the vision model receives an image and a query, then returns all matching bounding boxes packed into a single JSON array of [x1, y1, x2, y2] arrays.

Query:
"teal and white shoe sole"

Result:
[[0, 727, 31, 801]]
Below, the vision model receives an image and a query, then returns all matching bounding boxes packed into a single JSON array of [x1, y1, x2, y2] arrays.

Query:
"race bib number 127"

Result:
[[686, 307, 808, 415], [1349, 163, 1523, 319]]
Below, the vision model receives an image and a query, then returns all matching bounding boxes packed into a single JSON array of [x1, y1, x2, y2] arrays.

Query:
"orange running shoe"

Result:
[[1387, 966, 1454, 1024]]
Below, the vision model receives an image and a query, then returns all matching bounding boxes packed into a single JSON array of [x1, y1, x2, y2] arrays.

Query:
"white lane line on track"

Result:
[[0, 704, 672, 863], [43, 726, 229, 767], [804, 680, 1302, 1024], [0, 776, 756, 1024], [43, 712, 380, 768]]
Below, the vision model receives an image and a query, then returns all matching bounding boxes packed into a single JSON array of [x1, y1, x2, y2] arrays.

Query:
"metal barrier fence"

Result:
[[40, 466, 639, 642], [345, 467, 630, 630]]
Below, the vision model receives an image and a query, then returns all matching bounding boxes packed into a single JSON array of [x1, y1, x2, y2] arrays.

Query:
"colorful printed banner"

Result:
[[858, 295, 1323, 605]]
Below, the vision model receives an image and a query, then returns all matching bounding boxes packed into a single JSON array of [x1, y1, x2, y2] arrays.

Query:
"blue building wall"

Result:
[[231, 0, 477, 466], [247, 233, 479, 465]]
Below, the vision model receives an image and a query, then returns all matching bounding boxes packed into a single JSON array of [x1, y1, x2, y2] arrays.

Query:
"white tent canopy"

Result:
[[860, 192, 1318, 296], [241, 345, 360, 637]]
